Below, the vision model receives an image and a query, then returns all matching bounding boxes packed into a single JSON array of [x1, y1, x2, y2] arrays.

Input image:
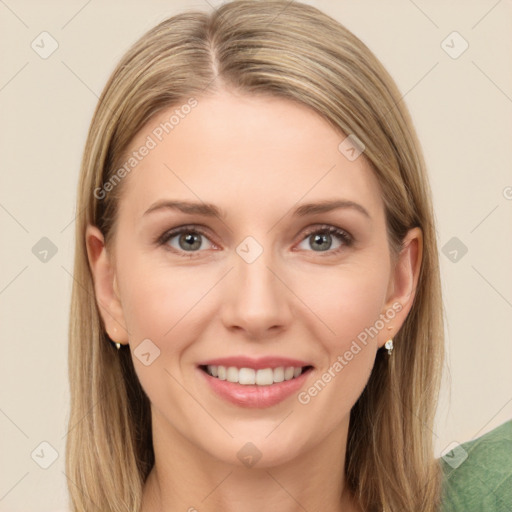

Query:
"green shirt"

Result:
[[439, 419, 512, 511]]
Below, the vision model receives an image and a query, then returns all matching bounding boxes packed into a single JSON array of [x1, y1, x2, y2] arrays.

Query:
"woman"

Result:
[[66, 1, 509, 511]]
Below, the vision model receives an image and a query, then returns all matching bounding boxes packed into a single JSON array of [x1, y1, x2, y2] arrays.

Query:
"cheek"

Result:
[[291, 259, 390, 348], [118, 252, 211, 342], [293, 265, 389, 418], [116, 257, 207, 402], [119, 248, 390, 352]]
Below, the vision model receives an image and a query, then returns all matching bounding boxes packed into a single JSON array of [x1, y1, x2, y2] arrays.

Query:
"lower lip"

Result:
[[198, 367, 313, 408]]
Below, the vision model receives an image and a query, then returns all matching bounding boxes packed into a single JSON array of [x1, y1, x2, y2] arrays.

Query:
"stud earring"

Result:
[[110, 327, 121, 350], [109, 338, 121, 350], [384, 339, 394, 355], [384, 326, 394, 355]]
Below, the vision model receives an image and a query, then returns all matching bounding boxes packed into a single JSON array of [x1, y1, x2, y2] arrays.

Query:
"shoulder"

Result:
[[439, 419, 512, 512]]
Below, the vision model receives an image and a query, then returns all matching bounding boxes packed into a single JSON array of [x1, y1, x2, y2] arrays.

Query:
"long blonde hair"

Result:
[[66, 1, 445, 510]]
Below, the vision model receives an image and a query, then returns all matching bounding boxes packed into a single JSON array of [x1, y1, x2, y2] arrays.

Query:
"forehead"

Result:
[[114, 90, 384, 224]]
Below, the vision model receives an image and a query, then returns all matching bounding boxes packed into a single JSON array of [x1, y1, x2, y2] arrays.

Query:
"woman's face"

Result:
[[87, 89, 421, 467]]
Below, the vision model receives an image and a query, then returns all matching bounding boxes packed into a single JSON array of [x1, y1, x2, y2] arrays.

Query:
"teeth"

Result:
[[273, 367, 284, 383], [284, 366, 294, 380], [205, 365, 306, 385], [226, 366, 239, 383], [239, 367, 256, 385], [256, 368, 273, 385]]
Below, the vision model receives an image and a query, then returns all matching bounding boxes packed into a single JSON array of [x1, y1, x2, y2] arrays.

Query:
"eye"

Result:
[[157, 225, 216, 256], [156, 223, 354, 257], [296, 224, 353, 255]]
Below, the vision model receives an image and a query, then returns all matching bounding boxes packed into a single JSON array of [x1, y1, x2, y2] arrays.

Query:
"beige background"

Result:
[[1, 0, 511, 510]]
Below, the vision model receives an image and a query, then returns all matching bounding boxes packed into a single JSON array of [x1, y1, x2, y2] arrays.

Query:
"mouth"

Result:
[[199, 364, 314, 386], [198, 363, 314, 408], [196, 355, 315, 408]]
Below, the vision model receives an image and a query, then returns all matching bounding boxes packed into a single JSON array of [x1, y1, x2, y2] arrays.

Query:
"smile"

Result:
[[201, 364, 312, 385], [197, 364, 314, 408]]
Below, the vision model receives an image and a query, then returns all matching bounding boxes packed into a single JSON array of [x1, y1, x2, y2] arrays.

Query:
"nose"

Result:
[[220, 246, 293, 340]]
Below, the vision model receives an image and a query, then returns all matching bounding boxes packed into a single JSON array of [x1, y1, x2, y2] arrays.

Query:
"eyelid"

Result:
[[155, 224, 217, 249], [295, 224, 354, 255], [156, 223, 354, 256]]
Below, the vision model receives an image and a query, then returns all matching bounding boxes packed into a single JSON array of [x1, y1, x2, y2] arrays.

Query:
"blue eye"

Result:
[[157, 226, 214, 255], [156, 224, 353, 257], [297, 225, 353, 254]]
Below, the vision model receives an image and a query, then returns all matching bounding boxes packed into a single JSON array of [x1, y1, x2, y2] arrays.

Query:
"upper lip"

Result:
[[197, 356, 313, 370]]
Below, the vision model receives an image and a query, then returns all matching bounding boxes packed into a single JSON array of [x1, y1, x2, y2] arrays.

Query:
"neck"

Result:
[[140, 409, 362, 512]]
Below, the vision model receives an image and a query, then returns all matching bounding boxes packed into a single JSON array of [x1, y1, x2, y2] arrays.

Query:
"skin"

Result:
[[86, 88, 422, 512]]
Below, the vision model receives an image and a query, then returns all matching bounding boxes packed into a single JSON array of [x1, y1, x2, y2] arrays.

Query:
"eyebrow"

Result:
[[294, 199, 371, 219], [142, 199, 371, 220]]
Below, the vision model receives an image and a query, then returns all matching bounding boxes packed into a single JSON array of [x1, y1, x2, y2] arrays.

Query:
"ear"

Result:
[[378, 227, 423, 349], [85, 224, 129, 346]]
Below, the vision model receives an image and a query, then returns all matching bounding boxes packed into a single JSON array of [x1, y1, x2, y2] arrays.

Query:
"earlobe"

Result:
[[379, 227, 423, 348], [85, 224, 129, 345]]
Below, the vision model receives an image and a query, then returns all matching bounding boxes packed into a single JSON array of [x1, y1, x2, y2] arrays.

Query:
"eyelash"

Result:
[[155, 224, 354, 258]]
